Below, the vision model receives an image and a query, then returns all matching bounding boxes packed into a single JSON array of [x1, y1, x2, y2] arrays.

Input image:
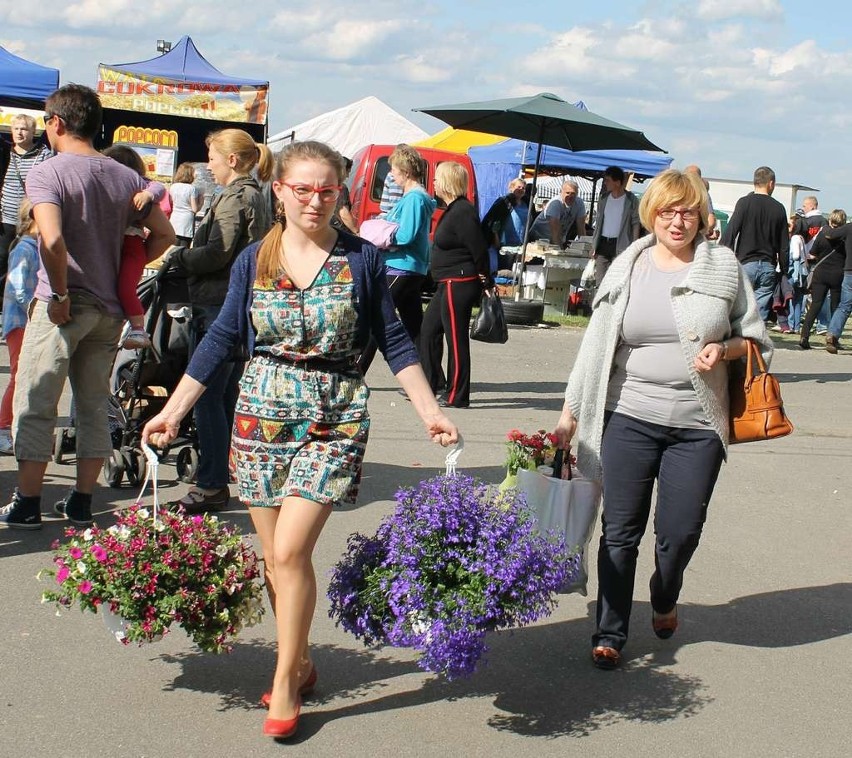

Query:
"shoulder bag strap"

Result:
[[11, 153, 26, 191]]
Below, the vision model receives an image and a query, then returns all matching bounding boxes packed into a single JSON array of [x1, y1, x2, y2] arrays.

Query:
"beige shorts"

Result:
[[13, 296, 122, 461]]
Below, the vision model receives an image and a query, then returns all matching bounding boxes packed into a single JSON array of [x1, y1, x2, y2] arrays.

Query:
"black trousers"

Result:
[[357, 273, 425, 374], [419, 278, 481, 407], [594, 412, 725, 651], [800, 269, 842, 338]]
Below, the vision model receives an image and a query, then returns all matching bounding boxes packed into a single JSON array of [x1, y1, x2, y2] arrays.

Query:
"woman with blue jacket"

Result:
[[358, 145, 436, 374], [142, 141, 458, 740], [382, 145, 436, 340]]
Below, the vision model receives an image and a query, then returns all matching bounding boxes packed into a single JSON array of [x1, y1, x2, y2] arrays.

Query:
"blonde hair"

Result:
[[434, 161, 468, 200], [173, 162, 195, 184], [389, 144, 423, 183], [639, 169, 709, 235], [12, 114, 36, 131], [206, 128, 273, 183], [17, 198, 36, 236], [828, 209, 846, 228], [255, 140, 346, 280]]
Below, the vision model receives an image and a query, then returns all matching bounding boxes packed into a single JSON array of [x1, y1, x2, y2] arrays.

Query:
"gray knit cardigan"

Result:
[[565, 234, 772, 481]]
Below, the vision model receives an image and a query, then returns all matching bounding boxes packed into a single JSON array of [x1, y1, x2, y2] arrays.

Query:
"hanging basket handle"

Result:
[[445, 434, 465, 477], [137, 444, 162, 522]]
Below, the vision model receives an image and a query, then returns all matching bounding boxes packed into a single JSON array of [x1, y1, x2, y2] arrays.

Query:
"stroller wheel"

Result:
[[53, 430, 65, 464], [124, 449, 147, 487], [53, 428, 76, 464], [176, 446, 199, 484], [103, 450, 125, 488]]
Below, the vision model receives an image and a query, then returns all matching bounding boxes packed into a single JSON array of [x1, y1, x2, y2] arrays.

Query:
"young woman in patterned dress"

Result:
[[142, 141, 459, 740]]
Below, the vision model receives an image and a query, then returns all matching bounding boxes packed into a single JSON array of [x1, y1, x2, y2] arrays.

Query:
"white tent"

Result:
[[267, 96, 428, 158]]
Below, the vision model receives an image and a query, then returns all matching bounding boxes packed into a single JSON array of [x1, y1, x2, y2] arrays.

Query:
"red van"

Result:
[[347, 144, 477, 237]]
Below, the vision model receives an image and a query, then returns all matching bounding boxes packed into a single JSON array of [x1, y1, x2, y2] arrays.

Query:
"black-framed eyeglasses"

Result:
[[44, 112, 63, 125]]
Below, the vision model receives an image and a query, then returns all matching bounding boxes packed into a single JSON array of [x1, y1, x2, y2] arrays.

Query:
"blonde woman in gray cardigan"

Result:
[[554, 170, 771, 671]]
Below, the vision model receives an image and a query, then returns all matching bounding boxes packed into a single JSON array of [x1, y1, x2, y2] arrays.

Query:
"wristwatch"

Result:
[[50, 291, 69, 304]]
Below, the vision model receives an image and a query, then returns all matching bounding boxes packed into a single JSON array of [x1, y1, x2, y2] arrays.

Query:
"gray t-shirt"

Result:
[[26, 153, 146, 316], [605, 250, 708, 429], [529, 196, 586, 244]]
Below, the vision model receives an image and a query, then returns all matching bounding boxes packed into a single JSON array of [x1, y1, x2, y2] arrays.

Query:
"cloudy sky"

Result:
[[3, 0, 851, 207]]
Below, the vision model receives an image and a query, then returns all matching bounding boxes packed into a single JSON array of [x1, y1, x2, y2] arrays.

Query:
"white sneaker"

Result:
[[0, 429, 13, 455]]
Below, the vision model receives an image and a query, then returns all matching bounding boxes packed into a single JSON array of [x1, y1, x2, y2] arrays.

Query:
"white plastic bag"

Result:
[[579, 257, 596, 289], [517, 467, 601, 595]]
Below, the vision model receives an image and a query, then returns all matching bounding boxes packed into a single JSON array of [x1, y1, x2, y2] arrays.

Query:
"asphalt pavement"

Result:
[[1, 326, 849, 758]]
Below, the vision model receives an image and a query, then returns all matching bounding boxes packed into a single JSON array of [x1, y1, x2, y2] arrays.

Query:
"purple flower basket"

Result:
[[328, 474, 579, 679]]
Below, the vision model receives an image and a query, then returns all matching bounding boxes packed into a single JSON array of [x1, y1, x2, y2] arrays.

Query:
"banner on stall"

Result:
[[0, 106, 47, 134], [97, 66, 268, 125], [113, 125, 178, 182]]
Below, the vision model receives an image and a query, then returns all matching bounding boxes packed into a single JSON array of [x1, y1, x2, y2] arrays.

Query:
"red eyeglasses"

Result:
[[282, 183, 342, 204]]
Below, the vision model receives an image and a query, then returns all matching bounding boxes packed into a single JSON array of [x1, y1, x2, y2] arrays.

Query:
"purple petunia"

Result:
[[328, 474, 578, 679]]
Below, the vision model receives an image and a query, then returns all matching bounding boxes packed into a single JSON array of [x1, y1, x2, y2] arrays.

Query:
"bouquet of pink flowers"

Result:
[[39, 504, 265, 653]]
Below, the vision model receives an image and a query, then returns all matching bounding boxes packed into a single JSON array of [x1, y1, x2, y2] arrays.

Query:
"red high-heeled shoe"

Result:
[[263, 699, 301, 739], [260, 665, 317, 708]]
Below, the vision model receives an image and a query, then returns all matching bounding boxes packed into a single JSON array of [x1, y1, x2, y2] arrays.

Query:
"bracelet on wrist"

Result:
[[720, 341, 729, 360]]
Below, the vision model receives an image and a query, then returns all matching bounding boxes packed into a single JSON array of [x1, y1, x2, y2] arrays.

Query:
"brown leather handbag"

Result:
[[728, 339, 794, 444]]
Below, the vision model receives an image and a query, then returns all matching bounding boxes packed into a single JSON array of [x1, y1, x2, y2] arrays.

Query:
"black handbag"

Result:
[[470, 292, 509, 344]]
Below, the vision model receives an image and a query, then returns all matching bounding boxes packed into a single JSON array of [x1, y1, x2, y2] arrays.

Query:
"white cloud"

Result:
[[2, 0, 850, 205], [697, 0, 783, 21]]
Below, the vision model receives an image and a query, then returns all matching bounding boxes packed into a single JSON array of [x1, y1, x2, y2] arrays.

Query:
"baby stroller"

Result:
[[101, 261, 200, 487], [50, 262, 194, 489]]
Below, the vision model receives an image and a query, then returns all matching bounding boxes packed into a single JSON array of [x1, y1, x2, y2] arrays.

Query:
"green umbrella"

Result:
[[415, 92, 666, 301], [414, 92, 663, 153]]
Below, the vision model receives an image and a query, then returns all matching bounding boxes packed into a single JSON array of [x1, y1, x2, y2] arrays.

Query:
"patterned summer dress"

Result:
[[231, 248, 370, 507]]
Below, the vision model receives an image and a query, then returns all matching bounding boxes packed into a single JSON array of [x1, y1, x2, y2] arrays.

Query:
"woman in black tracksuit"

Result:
[[418, 162, 492, 408]]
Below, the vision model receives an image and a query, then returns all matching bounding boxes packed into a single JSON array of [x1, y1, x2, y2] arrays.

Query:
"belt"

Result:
[[601, 236, 618, 242], [257, 351, 360, 375]]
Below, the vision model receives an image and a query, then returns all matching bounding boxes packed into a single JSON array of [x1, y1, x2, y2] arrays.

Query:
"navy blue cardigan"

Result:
[[186, 231, 421, 386]]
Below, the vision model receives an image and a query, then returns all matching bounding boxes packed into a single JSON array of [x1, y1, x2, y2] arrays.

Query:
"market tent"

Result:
[[268, 96, 428, 158], [0, 46, 59, 105], [97, 35, 268, 166], [469, 139, 673, 215], [101, 35, 267, 88], [414, 127, 503, 153]]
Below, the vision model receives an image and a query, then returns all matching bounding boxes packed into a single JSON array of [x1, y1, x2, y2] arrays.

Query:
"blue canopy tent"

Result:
[[0, 46, 59, 106], [101, 35, 267, 89], [470, 139, 673, 217], [96, 35, 269, 164], [0, 46, 59, 104]]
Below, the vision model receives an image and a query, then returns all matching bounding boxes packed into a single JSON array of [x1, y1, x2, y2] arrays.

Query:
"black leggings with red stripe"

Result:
[[418, 277, 482, 408]]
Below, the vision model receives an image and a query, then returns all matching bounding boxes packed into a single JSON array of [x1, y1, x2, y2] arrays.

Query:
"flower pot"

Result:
[[101, 604, 131, 643], [101, 604, 163, 644], [498, 471, 518, 492]]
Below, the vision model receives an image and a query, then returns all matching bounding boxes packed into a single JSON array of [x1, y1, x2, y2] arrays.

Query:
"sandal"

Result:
[[652, 607, 679, 639], [592, 645, 621, 670]]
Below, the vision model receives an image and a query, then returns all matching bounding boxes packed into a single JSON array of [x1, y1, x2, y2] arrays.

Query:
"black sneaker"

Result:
[[54, 492, 94, 527], [0, 491, 43, 530]]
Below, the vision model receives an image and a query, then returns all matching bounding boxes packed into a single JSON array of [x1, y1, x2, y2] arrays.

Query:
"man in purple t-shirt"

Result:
[[0, 84, 174, 531]]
